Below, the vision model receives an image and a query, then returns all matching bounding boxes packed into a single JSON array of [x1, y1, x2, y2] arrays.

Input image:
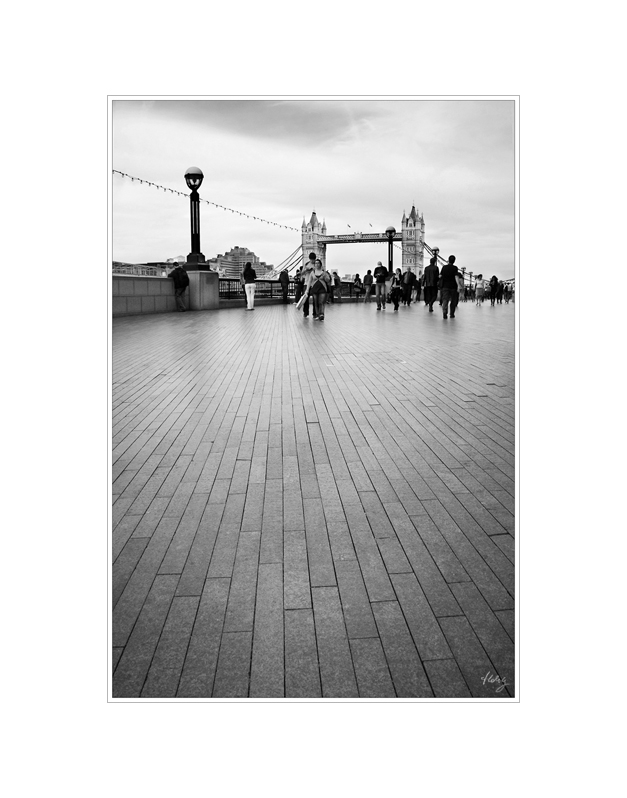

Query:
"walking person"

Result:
[[451, 266, 464, 319], [440, 255, 462, 319], [475, 274, 485, 305], [306, 258, 332, 321], [169, 263, 190, 312], [331, 269, 342, 302], [401, 266, 416, 306], [295, 253, 316, 317], [489, 275, 499, 306], [414, 273, 422, 304], [374, 261, 388, 310], [423, 257, 440, 312], [278, 268, 290, 303], [363, 269, 373, 302], [242, 261, 257, 310], [390, 268, 403, 310], [496, 281, 504, 304]]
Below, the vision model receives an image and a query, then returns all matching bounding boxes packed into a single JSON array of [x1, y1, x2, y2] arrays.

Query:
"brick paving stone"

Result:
[[250, 563, 284, 697], [438, 616, 504, 698], [312, 587, 358, 697], [372, 601, 433, 697], [175, 502, 224, 596], [492, 533, 515, 564], [113, 516, 180, 647], [450, 581, 514, 694], [495, 609, 515, 642], [424, 659, 472, 697], [350, 638, 396, 698], [158, 493, 209, 574], [284, 528, 311, 610], [422, 499, 514, 610], [335, 559, 378, 638], [241, 483, 266, 532], [142, 596, 199, 697], [377, 537, 413, 574], [177, 577, 230, 697], [304, 498, 336, 587], [389, 573, 452, 661], [358, 491, 396, 539], [223, 530, 261, 632], [113, 574, 178, 697], [112, 647, 123, 674], [112, 537, 149, 608], [212, 631, 253, 698], [402, 511, 470, 585], [113, 514, 142, 563], [326, 519, 358, 562], [389, 518, 461, 617], [342, 503, 395, 602], [260, 479, 283, 564]]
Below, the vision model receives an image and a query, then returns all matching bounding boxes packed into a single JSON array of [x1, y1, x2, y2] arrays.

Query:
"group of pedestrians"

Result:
[[170, 257, 513, 318], [470, 275, 513, 305]]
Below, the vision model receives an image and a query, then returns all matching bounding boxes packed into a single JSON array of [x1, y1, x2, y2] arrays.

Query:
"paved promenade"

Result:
[[112, 296, 515, 698]]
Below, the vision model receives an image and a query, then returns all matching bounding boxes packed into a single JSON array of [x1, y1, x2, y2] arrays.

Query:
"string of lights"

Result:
[[112, 170, 299, 232]]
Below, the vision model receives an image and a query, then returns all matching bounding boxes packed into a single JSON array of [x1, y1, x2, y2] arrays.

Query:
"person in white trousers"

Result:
[[242, 261, 257, 310]]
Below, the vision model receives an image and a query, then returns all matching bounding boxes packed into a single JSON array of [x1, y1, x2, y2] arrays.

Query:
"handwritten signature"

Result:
[[482, 671, 508, 693]]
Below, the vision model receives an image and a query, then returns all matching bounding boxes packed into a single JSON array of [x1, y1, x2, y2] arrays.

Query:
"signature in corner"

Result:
[[482, 671, 508, 693]]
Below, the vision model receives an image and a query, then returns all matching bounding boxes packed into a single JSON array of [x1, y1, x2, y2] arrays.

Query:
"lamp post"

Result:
[[385, 226, 396, 276], [185, 166, 205, 265]]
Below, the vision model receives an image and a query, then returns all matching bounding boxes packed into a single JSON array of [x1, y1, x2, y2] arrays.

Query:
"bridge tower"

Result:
[[301, 211, 327, 268], [401, 205, 425, 276]]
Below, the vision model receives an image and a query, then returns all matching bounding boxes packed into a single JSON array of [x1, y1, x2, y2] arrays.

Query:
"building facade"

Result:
[[401, 205, 425, 276]]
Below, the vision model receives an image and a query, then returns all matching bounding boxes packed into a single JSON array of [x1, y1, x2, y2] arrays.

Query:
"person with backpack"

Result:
[[169, 264, 190, 312], [278, 269, 290, 303]]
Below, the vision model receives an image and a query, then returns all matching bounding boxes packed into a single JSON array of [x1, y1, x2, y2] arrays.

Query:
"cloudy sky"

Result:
[[112, 99, 514, 279]]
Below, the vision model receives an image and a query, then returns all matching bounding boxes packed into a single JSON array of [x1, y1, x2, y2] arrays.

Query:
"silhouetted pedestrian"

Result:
[[401, 266, 416, 306], [374, 261, 388, 310], [169, 264, 190, 312], [440, 255, 461, 319], [423, 257, 440, 312], [278, 269, 289, 303], [390, 268, 403, 310], [363, 270, 373, 302]]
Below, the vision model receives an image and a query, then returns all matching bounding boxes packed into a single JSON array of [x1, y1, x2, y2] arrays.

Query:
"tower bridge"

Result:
[[301, 206, 425, 275]]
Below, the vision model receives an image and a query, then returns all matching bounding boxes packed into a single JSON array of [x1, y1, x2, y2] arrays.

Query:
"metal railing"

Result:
[[112, 265, 167, 277], [219, 279, 365, 301]]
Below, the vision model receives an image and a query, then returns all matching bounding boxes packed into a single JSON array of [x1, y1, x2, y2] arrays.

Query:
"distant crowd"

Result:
[[168, 255, 514, 316]]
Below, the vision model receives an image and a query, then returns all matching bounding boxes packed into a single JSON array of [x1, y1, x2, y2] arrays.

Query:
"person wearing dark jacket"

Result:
[[278, 269, 289, 303], [440, 256, 462, 319], [242, 261, 257, 310], [423, 257, 440, 312], [401, 266, 416, 306], [489, 275, 499, 306], [169, 264, 190, 312], [373, 261, 388, 310]]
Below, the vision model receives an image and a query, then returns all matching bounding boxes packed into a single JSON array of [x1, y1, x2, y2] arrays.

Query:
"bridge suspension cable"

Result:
[[112, 170, 299, 231]]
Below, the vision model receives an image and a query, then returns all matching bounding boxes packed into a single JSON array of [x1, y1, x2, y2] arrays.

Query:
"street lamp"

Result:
[[185, 166, 205, 265], [385, 226, 396, 276]]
